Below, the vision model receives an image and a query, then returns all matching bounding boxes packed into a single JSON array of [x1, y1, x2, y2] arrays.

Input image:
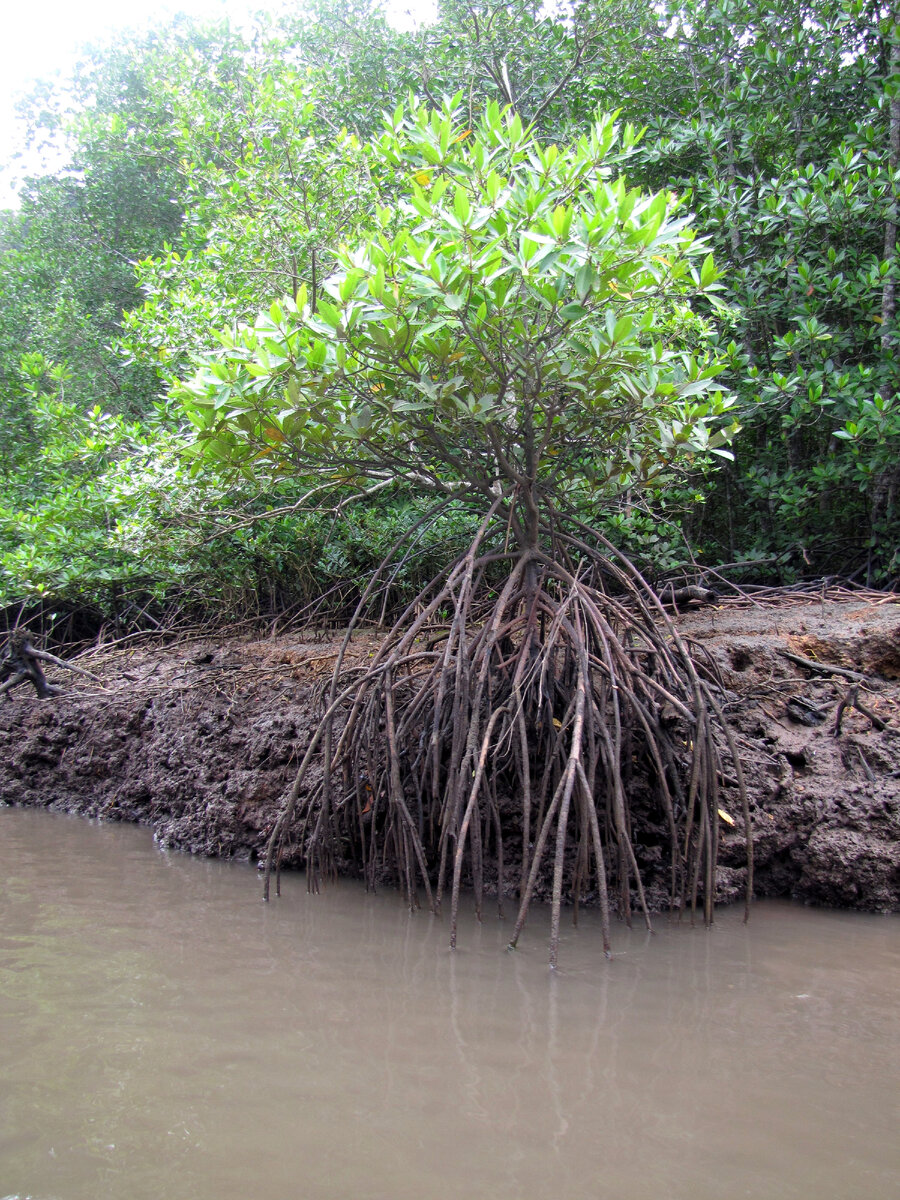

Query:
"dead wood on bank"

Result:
[[0, 632, 99, 700]]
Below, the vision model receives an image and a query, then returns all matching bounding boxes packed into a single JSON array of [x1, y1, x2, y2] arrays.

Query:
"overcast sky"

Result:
[[0, 0, 434, 204]]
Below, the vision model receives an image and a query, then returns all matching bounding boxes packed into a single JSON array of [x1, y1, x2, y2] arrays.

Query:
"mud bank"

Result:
[[1, 597, 898, 912]]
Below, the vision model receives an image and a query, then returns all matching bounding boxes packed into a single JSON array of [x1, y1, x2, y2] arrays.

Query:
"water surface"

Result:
[[1, 806, 897, 1200]]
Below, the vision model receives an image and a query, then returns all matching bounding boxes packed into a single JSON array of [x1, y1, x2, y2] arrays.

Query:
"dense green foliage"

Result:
[[619, 0, 900, 580], [1, 0, 897, 634], [177, 99, 736, 545]]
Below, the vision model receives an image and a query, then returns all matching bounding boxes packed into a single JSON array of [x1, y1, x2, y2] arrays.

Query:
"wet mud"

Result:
[[1, 598, 898, 913]]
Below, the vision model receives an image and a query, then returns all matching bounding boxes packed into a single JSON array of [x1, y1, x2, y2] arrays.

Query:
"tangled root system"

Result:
[[264, 517, 751, 967]]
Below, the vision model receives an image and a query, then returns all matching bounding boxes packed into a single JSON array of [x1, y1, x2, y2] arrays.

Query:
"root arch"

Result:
[[263, 525, 751, 966]]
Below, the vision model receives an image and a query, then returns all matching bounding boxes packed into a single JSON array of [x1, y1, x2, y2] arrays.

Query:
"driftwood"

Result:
[[0, 632, 98, 699], [656, 584, 717, 609]]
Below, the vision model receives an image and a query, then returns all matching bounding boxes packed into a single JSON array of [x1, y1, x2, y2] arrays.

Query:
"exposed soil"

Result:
[[1, 593, 898, 914]]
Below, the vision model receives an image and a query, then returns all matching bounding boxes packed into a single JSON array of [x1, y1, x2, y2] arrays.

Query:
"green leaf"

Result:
[[453, 186, 471, 224], [699, 253, 719, 288], [575, 264, 594, 300]]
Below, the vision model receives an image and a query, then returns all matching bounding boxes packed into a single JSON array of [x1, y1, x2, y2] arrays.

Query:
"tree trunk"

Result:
[[871, 20, 900, 582], [881, 29, 900, 351]]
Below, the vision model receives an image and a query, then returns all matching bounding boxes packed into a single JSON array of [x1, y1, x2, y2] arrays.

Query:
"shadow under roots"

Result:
[[264, 531, 751, 968]]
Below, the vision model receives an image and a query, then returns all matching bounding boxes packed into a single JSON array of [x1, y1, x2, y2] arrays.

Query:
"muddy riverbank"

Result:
[[1, 593, 898, 913]]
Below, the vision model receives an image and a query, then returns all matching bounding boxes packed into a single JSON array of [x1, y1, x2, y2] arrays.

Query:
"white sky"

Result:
[[0, 0, 435, 205]]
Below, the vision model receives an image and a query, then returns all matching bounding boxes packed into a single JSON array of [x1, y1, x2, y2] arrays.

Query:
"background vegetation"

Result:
[[1, 0, 897, 640]]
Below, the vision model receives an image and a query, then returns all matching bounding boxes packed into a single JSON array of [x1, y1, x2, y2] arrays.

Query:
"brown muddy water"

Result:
[[1, 807, 897, 1200]]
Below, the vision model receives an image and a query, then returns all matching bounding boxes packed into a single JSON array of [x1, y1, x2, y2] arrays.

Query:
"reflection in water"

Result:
[[0, 806, 898, 1200]]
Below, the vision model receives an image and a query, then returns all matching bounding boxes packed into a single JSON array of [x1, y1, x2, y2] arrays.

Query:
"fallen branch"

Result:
[[0, 632, 100, 699], [28, 646, 101, 681], [778, 651, 871, 684]]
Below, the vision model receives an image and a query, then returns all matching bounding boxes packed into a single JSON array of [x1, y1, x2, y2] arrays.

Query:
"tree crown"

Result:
[[176, 98, 735, 541]]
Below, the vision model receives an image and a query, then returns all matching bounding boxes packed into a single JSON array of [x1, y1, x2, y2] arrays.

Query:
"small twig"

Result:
[[832, 686, 857, 736], [852, 696, 888, 732], [833, 684, 890, 735], [857, 746, 876, 783]]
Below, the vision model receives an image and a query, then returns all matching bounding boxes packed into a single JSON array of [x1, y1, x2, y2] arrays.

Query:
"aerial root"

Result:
[[263, 536, 750, 966]]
